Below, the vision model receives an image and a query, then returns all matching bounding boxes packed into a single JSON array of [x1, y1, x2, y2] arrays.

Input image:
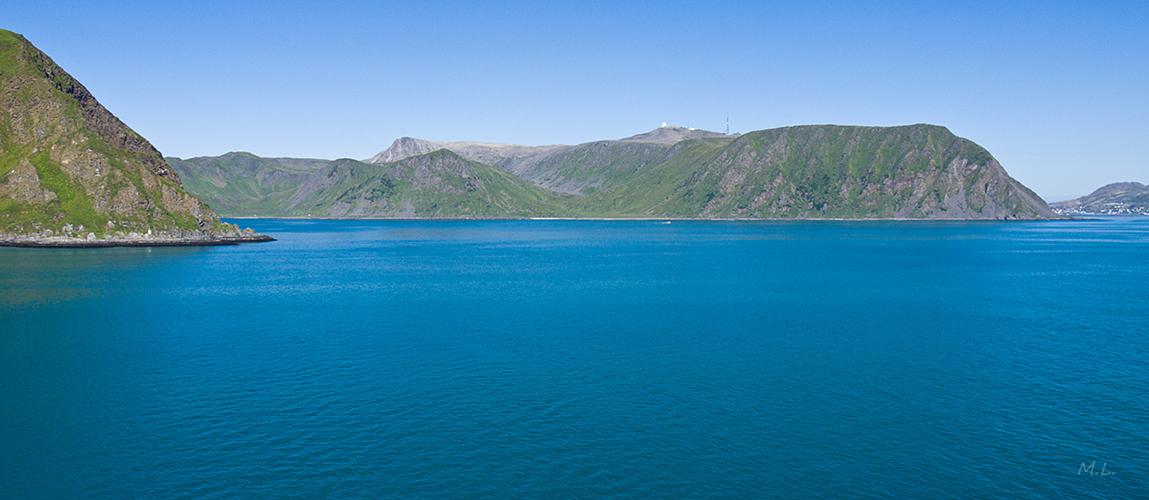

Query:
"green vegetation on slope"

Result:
[[1, 29, 244, 238], [173, 150, 574, 218], [513, 124, 1051, 219], [167, 153, 330, 217], [554, 125, 1053, 219], [518, 140, 704, 196], [296, 152, 570, 218], [172, 125, 1057, 220]]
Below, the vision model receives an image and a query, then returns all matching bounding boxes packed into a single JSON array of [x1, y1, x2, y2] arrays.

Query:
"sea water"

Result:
[[2, 218, 1146, 499]]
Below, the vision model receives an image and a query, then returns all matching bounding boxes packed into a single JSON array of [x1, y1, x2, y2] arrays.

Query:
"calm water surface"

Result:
[[2, 218, 1147, 499]]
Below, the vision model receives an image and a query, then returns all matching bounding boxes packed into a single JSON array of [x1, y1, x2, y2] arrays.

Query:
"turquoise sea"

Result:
[[2, 218, 1147, 499]]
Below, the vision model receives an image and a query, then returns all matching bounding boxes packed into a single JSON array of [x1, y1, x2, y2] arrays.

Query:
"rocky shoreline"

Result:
[[0, 229, 275, 248]]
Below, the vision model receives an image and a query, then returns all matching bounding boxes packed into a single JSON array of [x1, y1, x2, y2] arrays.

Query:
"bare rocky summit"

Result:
[[366, 137, 563, 167], [617, 125, 732, 144]]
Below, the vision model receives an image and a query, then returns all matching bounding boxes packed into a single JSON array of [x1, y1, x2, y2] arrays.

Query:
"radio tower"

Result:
[[726, 116, 729, 135]]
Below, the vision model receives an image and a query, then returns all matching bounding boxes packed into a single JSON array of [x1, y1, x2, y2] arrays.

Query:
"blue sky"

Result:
[[8, 1, 1147, 200]]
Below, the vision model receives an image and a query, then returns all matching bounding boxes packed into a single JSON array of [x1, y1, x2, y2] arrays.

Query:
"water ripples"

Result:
[[2, 218, 1147, 498]]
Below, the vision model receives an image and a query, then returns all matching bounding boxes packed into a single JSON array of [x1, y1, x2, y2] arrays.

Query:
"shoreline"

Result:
[[220, 215, 1079, 222], [0, 233, 276, 248]]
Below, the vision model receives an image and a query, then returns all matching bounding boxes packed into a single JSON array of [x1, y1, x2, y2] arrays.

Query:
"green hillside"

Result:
[[167, 152, 329, 217], [172, 150, 573, 218], [517, 139, 733, 197], [171, 125, 1059, 220], [572, 125, 1053, 219], [0, 29, 258, 241], [290, 151, 572, 218]]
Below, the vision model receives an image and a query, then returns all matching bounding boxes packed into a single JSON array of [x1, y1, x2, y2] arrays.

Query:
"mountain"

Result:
[[0, 29, 269, 246], [179, 125, 1058, 220], [171, 150, 571, 218], [569, 124, 1057, 219], [289, 151, 569, 218], [1050, 182, 1149, 215], [166, 152, 330, 217], [365, 137, 562, 166], [356, 124, 1057, 219], [364, 127, 737, 194], [617, 125, 732, 144]]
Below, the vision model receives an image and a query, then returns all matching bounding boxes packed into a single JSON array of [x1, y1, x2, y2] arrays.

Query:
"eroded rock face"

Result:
[[0, 159, 57, 204], [0, 29, 268, 244], [25, 39, 177, 183]]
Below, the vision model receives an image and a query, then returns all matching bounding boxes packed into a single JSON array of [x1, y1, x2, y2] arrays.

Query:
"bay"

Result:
[[2, 218, 1147, 499]]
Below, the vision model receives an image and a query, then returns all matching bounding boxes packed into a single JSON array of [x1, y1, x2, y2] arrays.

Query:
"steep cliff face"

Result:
[[0, 29, 265, 244]]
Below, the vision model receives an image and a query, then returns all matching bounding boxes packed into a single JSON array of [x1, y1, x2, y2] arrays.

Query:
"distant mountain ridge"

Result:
[[1050, 182, 1149, 215], [364, 125, 726, 165], [173, 124, 1060, 220], [364, 126, 735, 194], [169, 150, 567, 218], [365, 137, 561, 166]]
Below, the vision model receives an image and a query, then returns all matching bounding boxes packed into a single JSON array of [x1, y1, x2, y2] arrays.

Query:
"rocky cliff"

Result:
[[0, 29, 270, 246]]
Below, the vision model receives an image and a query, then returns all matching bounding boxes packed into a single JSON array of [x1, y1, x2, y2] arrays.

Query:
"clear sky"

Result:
[[8, 1, 1146, 200]]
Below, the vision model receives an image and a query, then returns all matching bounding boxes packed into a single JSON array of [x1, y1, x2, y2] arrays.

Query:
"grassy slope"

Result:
[[558, 138, 733, 216], [167, 153, 329, 217], [1, 29, 234, 236], [175, 150, 572, 218], [516, 140, 686, 195], [312, 153, 568, 217], [0, 30, 107, 232], [571, 125, 1050, 219]]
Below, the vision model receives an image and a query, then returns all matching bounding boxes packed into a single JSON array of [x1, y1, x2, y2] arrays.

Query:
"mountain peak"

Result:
[[619, 125, 731, 144]]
